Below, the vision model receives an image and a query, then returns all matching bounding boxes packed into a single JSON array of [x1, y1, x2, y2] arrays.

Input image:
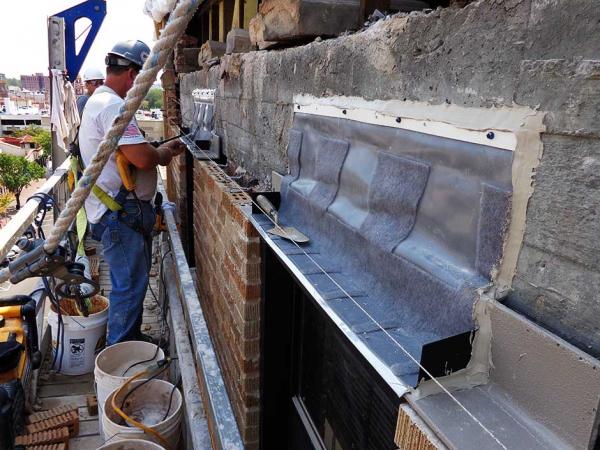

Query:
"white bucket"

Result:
[[98, 438, 165, 449], [102, 379, 182, 449], [47, 295, 109, 375], [95, 341, 165, 435]]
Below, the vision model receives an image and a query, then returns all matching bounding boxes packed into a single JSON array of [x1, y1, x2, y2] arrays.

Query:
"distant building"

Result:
[[0, 114, 43, 135], [0, 79, 7, 99], [0, 74, 5, 81], [20, 73, 50, 93]]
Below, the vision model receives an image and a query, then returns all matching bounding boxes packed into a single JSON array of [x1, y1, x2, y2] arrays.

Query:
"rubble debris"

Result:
[[249, 0, 362, 47], [199, 41, 226, 68], [15, 427, 70, 448], [26, 405, 78, 425], [86, 394, 98, 416], [25, 410, 79, 437], [226, 28, 253, 55]]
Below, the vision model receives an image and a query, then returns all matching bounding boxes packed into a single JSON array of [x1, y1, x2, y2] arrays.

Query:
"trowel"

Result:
[[256, 195, 309, 244]]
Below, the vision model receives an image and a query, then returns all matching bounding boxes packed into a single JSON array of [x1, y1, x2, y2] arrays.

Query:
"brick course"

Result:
[[192, 160, 261, 449]]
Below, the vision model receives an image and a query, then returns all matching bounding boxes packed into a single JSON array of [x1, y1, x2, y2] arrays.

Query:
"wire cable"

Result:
[[176, 127, 509, 450], [111, 364, 172, 450]]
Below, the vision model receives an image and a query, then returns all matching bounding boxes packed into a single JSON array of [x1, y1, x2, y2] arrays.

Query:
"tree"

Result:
[[6, 78, 21, 88], [14, 125, 52, 161], [0, 155, 45, 210], [144, 88, 163, 110]]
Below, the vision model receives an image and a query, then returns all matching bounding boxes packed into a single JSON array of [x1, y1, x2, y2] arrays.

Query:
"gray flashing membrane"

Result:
[[252, 113, 513, 388]]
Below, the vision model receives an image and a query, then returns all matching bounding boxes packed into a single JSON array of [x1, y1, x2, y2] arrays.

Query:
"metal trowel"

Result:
[[256, 195, 310, 244]]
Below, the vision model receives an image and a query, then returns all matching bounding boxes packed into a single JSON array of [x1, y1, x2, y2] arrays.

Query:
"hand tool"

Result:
[[256, 195, 309, 244]]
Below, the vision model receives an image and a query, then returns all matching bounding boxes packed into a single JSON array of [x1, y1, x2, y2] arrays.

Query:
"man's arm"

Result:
[[119, 140, 186, 170]]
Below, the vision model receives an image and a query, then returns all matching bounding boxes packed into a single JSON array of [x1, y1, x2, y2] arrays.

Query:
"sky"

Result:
[[1, 0, 156, 79]]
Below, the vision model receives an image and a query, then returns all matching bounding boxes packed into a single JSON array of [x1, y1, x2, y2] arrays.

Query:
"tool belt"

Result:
[[70, 151, 162, 242]]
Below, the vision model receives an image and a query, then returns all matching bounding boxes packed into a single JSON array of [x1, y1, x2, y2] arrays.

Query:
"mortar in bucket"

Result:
[[102, 379, 182, 449], [95, 341, 165, 435], [98, 438, 165, 449], [47, 295, 109, 375]]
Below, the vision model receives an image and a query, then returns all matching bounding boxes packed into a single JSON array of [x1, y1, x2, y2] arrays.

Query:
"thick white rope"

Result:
[[0, 0, 200, 284]]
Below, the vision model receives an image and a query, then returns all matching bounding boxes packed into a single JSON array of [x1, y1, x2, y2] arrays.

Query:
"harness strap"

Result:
[[91, 184, 123, 212]]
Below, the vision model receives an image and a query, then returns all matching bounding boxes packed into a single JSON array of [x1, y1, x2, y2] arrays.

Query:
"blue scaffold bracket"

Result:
[[52, 0, 107, 81]]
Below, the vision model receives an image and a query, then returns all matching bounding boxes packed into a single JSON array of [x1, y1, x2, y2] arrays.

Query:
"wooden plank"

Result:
[[37, 372, 94, 386], [78, 406, 98, 421], [243, 0, 258, 29], [40, 395, 90, 410], [219, 0, 235, 42], [76, 419, 100, 438], [232, 0, 242, 28], [69, 434, 104, 450], [38, 380, 95, 398]]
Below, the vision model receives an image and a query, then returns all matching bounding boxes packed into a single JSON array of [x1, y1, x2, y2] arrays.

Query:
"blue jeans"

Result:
[[90, 200, 155, 345]]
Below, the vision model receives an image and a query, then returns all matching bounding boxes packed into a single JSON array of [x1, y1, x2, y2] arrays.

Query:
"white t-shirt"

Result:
[[79, 86, 157, 223]]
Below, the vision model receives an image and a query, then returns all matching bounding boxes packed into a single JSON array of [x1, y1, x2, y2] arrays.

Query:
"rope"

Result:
[[43, 0, 201, 254]]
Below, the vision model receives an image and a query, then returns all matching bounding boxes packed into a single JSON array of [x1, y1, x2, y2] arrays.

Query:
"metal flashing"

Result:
[[249, 210, 410, 397], [293, 102, 517, 151]]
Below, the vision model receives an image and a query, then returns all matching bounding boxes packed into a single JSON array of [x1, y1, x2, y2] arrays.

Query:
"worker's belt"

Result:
[[90, 198, 155, 241]]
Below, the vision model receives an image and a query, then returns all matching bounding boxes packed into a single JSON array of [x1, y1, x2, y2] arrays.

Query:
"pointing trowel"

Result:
[[256, 195, 309, 244]]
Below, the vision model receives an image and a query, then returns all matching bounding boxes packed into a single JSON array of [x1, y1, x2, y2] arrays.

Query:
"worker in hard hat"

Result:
[[76, 67, 105, 117], [78, 40, 185, 345]]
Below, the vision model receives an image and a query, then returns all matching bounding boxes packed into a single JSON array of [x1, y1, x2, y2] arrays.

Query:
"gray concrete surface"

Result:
[[180, 0, 600, 357]]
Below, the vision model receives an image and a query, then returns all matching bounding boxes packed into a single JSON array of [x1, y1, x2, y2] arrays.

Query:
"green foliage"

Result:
[[143, 88, 163, 110], [6, 78, 21, 88], [0, 155, 45, 209], [13, 125, 52, 158], [0, 193, 14, 216]]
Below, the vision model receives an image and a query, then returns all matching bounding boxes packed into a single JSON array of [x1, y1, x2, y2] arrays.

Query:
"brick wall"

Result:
[[192, 160, 261, 449]]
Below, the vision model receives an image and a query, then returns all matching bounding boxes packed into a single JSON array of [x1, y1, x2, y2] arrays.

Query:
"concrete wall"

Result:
[[177, 0, 600, 357]]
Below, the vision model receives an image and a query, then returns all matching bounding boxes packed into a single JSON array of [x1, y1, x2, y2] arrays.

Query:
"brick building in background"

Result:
[[20, 73, 50, 93]]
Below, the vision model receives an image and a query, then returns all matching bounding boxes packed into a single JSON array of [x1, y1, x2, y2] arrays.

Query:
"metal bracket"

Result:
[[51, 0, 107, 81]]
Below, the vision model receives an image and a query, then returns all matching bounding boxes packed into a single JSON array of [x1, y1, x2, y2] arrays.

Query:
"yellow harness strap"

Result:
[[91, 184, 122, 212]]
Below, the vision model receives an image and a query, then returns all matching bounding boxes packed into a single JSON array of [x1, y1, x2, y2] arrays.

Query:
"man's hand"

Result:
[[160, 140, 186, 157], [120, 139, 186, 170], [156, 140, 186, 165]]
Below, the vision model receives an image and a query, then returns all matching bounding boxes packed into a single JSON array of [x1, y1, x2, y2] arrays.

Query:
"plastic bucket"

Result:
[[102, 379, 182, 449], [95, 341, 165, 434], [47, 295, 109, 375], [98, 439, 165, 449]]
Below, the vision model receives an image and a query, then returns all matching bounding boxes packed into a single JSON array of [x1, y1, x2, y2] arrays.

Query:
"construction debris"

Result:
[[26, 405, 78, 425], [226, 28, 253, 55], [198, 40, 226, 68], [14, 427, 70, 448], [249, 0, 362, 47], [25, 410, 79, 437], [86, 395, 98, 416]]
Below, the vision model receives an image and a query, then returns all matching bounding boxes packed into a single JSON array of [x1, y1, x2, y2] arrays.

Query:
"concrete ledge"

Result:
[[407, 301, 600, 449]]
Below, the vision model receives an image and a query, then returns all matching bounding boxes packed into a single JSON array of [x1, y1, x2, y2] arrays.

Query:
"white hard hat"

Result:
[[82, 67, 105, 82]]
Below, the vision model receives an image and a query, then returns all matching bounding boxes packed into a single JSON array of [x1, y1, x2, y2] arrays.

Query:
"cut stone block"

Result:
[[226, 28, 253, 55], [249, 0, 361, 45], [183, 48, 201, 68], [199, 40, 227, 66]]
